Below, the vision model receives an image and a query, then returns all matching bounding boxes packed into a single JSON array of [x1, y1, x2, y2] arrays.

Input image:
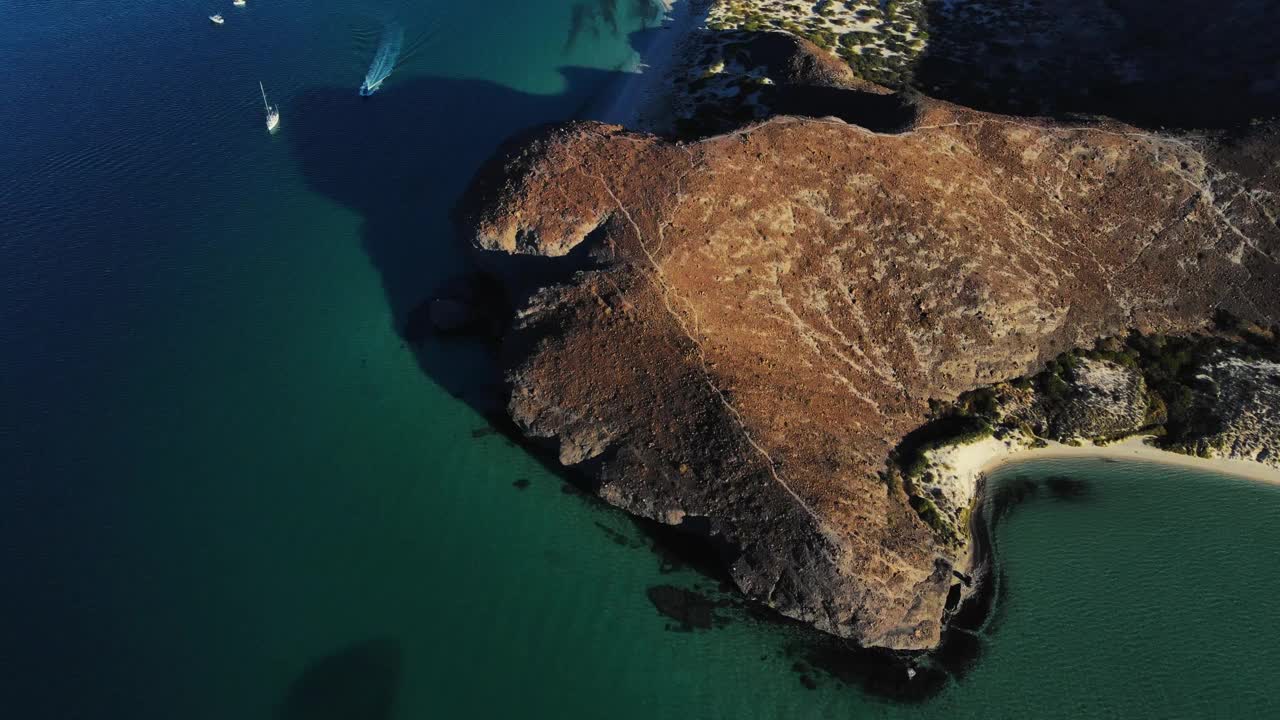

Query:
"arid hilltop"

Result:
[[459, 97, 1280, 649]]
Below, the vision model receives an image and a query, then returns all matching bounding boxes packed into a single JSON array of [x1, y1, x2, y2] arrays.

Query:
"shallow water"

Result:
[[961, 458, 1280, 718], [3, 1, 1279, 717]]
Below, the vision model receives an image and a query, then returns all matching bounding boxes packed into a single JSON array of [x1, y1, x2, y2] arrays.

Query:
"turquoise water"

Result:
[[4, 1, 1280, 717]]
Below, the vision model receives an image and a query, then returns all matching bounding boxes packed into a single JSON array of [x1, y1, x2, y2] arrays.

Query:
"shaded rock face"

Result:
[[461, 104, 1280, 650], [669, 30, 908, 138], [917, 0, 1280, 128], [730, 31, 878, 92]]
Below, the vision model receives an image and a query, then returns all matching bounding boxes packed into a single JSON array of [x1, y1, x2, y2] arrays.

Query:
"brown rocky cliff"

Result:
[[461, 101, 1280, 650]]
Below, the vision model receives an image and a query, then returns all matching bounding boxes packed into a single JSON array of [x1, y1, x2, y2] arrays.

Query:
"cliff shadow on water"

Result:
[[282, 19, 1026, 704], [914, 0, 1280, 129], [287, 67, 627, 417]]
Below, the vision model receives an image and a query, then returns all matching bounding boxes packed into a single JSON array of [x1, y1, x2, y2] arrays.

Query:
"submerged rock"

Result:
[[403, 273, 510, 340], [645, 585, 733, 632]]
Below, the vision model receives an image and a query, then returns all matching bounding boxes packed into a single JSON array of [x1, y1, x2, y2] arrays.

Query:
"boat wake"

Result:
[[360, 23, 403, 96], [358, 20, 437, 97]]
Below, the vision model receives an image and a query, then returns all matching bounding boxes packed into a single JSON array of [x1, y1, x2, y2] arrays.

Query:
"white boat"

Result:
[[233, 0, 246, 6], [260, 81, 281, 134], [209, 14, 224, 25]]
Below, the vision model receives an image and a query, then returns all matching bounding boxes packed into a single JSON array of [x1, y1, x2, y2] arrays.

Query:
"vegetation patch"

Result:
[[885, 413, 993, 543], [706, 0, 929, 87], [908, 494, 960, 544]]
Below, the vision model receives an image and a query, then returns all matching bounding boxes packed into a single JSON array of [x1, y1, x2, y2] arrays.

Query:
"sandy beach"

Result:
[[982, 435, 1280, 485], [916, 431, 1280, 557]]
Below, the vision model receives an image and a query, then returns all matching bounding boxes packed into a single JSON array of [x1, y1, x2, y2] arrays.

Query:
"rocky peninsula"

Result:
[[455, 6, 1280, 652]]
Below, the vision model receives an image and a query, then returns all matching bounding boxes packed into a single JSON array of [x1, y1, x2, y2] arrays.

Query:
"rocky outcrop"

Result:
[[729, 31, 872, 90], [1049, 359, 1150, 439], [899, 337, 1280, 547], [663, 29, 905, 137], [1186, 355, 1280, 468], [996, 358, 1152, 442], [460, 98, 1280, 650]]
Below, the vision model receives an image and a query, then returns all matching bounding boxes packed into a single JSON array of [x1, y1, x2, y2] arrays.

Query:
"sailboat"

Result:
[[259, 82, 280, 134]]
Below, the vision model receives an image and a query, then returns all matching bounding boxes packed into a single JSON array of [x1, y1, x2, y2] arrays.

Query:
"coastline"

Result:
[[981, 435, 1280, 485], [947, 434, 1280, 642], [590, 0, 708, 132]]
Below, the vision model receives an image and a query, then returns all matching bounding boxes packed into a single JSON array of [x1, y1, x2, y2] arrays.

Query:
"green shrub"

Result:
[[1041, 372, 1070, 401], [963, 387, 1000, 417], [909, 495, 952, 537]]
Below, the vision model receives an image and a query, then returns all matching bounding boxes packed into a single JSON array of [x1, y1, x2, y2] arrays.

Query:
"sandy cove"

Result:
[[981, 435, 1280, 486], [921, 434, 1280, 521], [914, 430, 1280, 567]]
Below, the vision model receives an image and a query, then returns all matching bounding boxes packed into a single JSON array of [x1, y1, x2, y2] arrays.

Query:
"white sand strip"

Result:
[[979, 436, 1280, 486]]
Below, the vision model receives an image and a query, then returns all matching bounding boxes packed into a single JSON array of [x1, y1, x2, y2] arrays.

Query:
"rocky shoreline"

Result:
[[892, 327, 1280, 546], [451, 6, 1280, 654]]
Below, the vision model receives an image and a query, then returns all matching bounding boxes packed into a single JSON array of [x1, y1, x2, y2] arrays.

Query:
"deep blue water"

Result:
[[5, 2, 1280, 718], [2, 2, 670, 717]]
